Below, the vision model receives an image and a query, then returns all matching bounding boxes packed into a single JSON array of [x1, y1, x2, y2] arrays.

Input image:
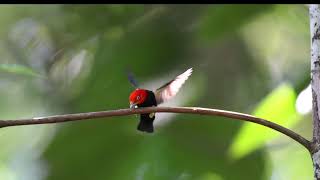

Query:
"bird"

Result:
[[128, 68, 193, 133]]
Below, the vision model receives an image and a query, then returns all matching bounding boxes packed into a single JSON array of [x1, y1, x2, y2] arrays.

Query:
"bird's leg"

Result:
[[149, 105, 156, 118]]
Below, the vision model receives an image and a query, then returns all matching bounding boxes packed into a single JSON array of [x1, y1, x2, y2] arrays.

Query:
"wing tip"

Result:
[[155, 67, 193, 104], [181, 67, 193, 78], [187, 67, 193, 74]]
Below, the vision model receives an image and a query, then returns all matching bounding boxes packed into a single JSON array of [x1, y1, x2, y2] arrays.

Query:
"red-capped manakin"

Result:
[[128, 68, 193, 133]]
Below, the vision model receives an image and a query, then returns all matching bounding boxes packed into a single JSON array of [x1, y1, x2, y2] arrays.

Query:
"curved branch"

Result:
[[0, 106, 311, 151]]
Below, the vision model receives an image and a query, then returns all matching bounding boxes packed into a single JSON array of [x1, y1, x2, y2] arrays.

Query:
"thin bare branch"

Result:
[[0, 106, 311, 151]]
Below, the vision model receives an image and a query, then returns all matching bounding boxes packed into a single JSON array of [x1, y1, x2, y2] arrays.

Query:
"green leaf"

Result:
[[0, 64, 44, 78], [197, 5, 274, 42], [265, 144, 313, 180], [228, 83, 300, 160], [196, 172, 223, 180]]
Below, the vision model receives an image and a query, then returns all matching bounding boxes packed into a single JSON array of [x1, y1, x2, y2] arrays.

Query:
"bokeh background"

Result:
[[0, 4, 314, 180]]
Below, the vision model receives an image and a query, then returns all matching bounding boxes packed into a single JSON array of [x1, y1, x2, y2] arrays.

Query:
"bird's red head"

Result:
[[129, 89, 148, 108]]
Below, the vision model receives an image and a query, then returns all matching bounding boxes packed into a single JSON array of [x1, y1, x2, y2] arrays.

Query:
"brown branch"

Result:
[[0, 106, 311, 151]]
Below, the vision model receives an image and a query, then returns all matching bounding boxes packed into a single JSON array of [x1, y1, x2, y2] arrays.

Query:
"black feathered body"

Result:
[[136, 90, 157, 133]]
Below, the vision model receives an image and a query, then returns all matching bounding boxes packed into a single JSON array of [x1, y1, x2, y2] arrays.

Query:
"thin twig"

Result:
[[0, 106, 311, 151]]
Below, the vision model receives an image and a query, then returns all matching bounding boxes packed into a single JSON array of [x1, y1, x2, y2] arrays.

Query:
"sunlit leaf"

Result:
[[228, 83, 301, 160], [196, 172, 223, 180], [0, 64, 44, 78]]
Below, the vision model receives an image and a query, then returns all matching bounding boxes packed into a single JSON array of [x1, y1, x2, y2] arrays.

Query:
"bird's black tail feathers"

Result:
[[137, 113, 155, 133]]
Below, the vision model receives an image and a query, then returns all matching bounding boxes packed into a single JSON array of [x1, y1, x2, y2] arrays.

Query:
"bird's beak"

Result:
[[130, 101, 137, 109]]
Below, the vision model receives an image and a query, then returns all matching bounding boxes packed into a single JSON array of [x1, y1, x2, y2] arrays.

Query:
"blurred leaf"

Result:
[[0, 163, 16, 180], [228, 83, 300, 160], [0, 64, 44, 78], [240, 5, 310, 93], [198, 4, 273, 42], [196, 172, 223, 180], [266, 143, 313, 180]]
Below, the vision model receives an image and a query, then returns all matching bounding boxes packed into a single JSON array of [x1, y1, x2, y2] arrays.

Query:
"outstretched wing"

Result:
[[126, 68, 139, 88], [154, 68, 193, 104]]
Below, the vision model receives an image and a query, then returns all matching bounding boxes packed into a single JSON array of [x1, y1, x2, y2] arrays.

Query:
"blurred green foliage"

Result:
[[229, 83, 300, 159], [0, 4, 313, 180], [0, 64, 44, 78], [198, 4, 273, 43]]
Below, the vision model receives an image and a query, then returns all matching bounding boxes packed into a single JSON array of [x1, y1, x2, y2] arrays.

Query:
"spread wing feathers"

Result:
[[126, 69, 139, 88], [154, 68, 193, 104]]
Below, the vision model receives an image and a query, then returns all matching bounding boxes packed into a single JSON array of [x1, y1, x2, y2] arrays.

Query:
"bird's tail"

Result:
[[137, 113, 155, 133]]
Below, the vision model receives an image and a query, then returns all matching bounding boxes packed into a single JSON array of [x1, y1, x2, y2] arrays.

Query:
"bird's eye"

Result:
[[136, 96, 140, 100]]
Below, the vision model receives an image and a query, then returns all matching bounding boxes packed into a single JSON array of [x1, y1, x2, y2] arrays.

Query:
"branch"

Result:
[[311, 4, 320, 150], [0, 106, 311, 151], [309, 4, 320, 180]]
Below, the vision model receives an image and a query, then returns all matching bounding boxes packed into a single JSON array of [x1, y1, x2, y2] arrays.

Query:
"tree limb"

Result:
[[310, 4, 320, 150], [0, 106, 311, 151], [309, 4, 320, 180]]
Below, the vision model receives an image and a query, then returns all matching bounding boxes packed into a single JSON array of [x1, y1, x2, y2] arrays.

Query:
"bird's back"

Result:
[[138, 90, 157, 107]]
